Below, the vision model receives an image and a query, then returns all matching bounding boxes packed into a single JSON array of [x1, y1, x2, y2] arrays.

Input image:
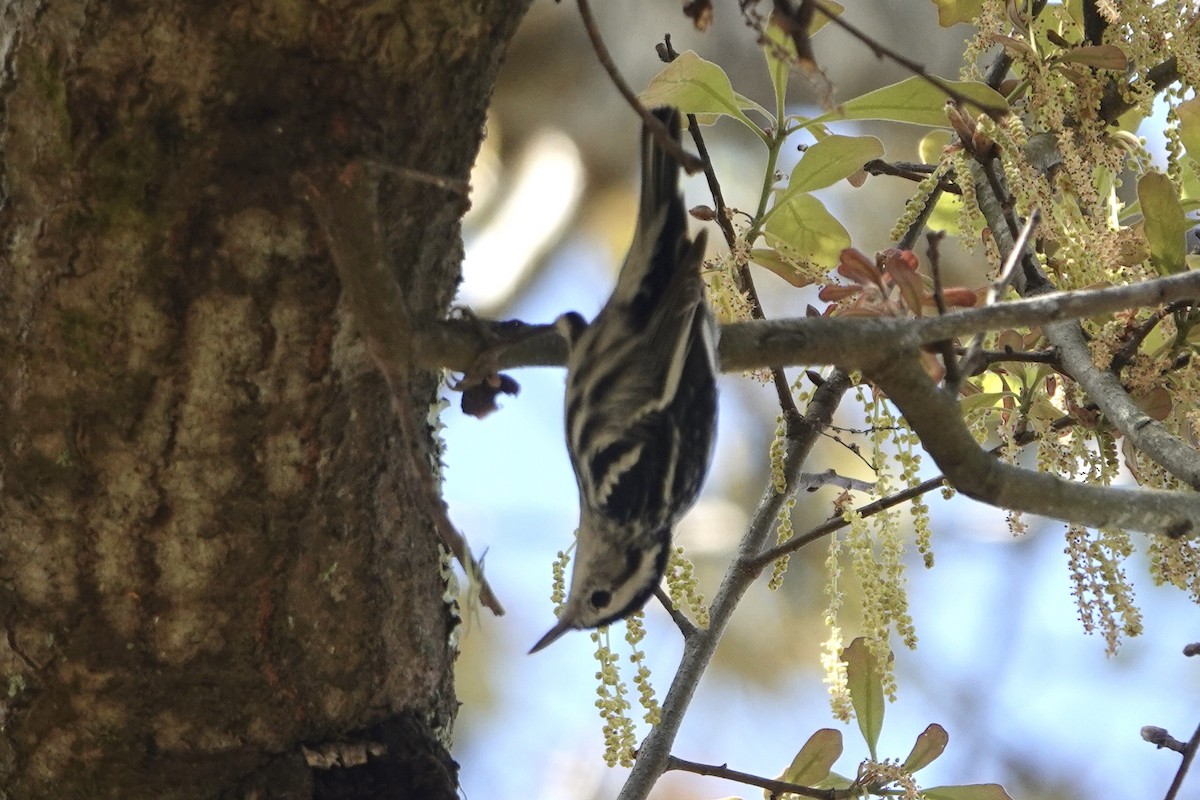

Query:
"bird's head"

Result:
[[529, 519, 670, 653]]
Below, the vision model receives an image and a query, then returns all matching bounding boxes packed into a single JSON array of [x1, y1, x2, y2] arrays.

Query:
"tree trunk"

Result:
[[0, 1, 528, 796]]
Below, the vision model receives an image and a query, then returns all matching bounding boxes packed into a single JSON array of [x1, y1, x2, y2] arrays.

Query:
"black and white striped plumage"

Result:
[[530, 108, 718, 652]]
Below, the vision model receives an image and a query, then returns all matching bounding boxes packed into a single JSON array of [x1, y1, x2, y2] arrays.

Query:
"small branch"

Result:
[[1144, 726, 1189, 754], [1045, 318, 1200, 489], [1099, 57, 1180, 123], [796, 469, 876, 494], [751, 472, 946, 571], [925, 230, 961, 387], [863, 159, 961, 194], [415, 269, 1200, 374], [751, 413, 1077, 570], [967, 347, 1061, 370], [653, 586, 698, 639], [869, 353, 1200, 536], [811, 2, 1007, 120], [1110, 300, 1193, 372], [957, 210, 1042, 380], [664, 754, 845, 800], [1163, 719, 1200, 800], [576, 0, 704, 173], [360, 159, 471, 196]]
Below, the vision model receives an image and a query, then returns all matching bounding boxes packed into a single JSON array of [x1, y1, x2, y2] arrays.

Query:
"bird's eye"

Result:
[[589, 590, 612, 609]]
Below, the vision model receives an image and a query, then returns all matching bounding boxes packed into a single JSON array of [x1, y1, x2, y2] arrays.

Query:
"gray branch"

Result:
[[421, 269, 1200, 373], [867, 354, 1198, 536], [1046, 319, 1200, 489]]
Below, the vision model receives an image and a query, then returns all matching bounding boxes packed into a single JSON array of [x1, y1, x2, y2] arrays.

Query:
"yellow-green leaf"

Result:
[[902, 724, 949, 773], [807, 76, 1008, 128], [932, 0, 983, 26], [919, 130, 953, 164], [809, 0, 843, 34], [921, 784, 1014, 800], [787, 135, 885, 194], [1058, 44, 1128, 70], [763, 3, 843, 113], [959, 391, 1016, 416], [769, 729, 843, 797], [763, 193, 849, 269], [1028, 397, 1064, 421], [1137, 172, 1188, 275], [816, 771, 856, 790], [750, 248, 816, 287], [640, 51, 760, 131], [842, 638, 885, 757], [1177, 98, 1200, 159]]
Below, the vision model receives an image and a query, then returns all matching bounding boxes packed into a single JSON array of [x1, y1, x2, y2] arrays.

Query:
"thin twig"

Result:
[[664, 754, 845, 800], [1110, 300, 1194, 372], [925, 230, 961, 387], [653, 586, 699, 639], [750, 413, 1076, 570], [967, 347, 1061, 371], [810, 1, 1007, 120], [1164, 719, 1200, 800], [863, 158, 962, 194], [576, 0, 704, 173], [957, 210, 1041, 381], [360, 160, 471, 195]]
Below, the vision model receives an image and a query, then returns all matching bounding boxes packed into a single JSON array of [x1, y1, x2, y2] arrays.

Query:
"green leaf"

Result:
[[786, 135, 885, 194], [1058, 44, 1127, 70], [764, 20, 792, 117], [640, 50, 761, 131], [750, 248, 816, 287], [762, 193, 849, 269], [1177, 98, 1200, 159], [816, 771, 856, 790], [808, 0, 843, 35], [807, 76, 1008, 128], [921, 784, 1014, 800], [902, 724, 949, 773], [763, 3, 842, 114], [772, 728, 843, 795], [931, 0, 983, 26], [926, 192, 964, 235], [1137, 172, 1188, 275], [842, 637, 885, 758], [959, 391, 1016, 416], [919, 129, 953, 164]]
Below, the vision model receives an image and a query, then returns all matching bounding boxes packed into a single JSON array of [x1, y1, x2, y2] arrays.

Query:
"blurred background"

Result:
[[442, 2, 1200, 798]]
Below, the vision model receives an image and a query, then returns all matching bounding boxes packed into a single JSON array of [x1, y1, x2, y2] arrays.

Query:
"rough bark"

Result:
[[0, 0, 528, 797]]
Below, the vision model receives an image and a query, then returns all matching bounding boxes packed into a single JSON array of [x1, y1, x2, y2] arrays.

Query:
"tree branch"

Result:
[[962, 140, 1200, 490], [867, 354, 1199, 536], [664, 754, 845, 799], [1045, 318, 1200, 489], [419, 269, 1200, 374]]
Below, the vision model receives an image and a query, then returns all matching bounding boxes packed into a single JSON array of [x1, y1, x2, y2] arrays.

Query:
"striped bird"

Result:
[[531, 107, 718, 652]]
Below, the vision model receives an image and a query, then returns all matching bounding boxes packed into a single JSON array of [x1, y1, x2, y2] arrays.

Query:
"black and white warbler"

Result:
[[530, 107, 719, 652]]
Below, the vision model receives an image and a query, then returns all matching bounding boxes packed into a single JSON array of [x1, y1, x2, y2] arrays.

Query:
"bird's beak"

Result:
[[528, 614, 578, 654]]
